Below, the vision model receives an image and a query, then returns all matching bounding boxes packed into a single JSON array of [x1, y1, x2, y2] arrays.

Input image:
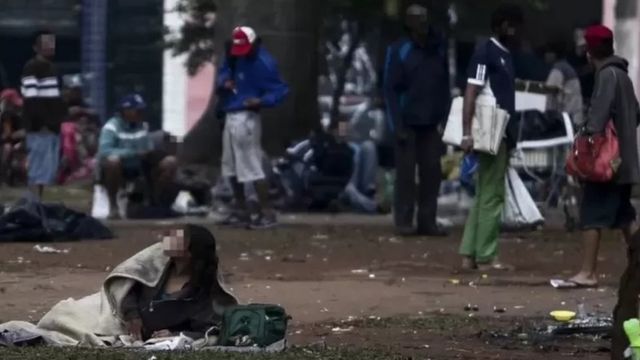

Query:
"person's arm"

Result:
[[257, 56, 289, 108], [461, 44, 489, 151], [544, 68, 564, 94], [98, 123, 137, 159], [216, 58, 233, 92], [585, 68, 616, 134], [383, 44, 403, 134], [120, 284, 143, 341]]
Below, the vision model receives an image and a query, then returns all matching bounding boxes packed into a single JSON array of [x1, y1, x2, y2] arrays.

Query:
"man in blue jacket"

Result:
[[216, 26, 289, 230], [384, 4, 450, 236]]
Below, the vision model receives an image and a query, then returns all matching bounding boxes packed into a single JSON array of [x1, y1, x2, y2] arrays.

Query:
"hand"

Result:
[[460, 137, 474, 153], [127, 318, 143, 341], [151, 329, 172, 338], [223, 80, 235, 90], [243, 97, 262, 110]]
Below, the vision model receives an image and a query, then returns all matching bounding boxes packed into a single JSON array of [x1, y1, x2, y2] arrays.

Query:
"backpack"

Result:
[[218, 304, 290, 348]]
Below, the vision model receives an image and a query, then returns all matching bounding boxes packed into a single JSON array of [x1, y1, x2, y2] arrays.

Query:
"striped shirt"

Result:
[[21, 57, 66, 132]]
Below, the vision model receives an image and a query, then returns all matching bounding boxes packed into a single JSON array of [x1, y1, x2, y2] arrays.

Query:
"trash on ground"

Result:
[[33, 245, 69, 254], [312, 234, 329, 240], [368, 273, 376, 279], [351, 269, 369, 275], [493, 306, 507, 314], [550, 310, 576, 322], [331, 326, 354, 333], [449, 279, 461, 285]]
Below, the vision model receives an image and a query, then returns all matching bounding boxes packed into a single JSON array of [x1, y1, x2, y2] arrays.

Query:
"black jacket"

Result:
[[384, 29, 451, 130]]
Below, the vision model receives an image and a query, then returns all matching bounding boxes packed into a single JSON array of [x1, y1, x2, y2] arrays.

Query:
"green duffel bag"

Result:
[[218, 304, 290, 347]]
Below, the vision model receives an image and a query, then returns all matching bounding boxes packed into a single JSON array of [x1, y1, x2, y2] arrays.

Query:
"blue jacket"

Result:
[[384, 30, 451, 130], [216, 47, 289, 112], [98, 116, 152, 160]]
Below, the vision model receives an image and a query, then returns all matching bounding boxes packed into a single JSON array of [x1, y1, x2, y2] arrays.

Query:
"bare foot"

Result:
[[568, 273, 598, 287]]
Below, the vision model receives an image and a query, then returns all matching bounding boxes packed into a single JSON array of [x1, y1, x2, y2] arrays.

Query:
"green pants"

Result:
[[459, 144, 508, 263]]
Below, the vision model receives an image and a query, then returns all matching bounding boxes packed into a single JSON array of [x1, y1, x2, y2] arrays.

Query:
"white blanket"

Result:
[[0, 243, 237, 347]]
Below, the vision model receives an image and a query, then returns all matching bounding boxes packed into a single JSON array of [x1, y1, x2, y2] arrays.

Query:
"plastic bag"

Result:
[[501, 167, 544, 228]]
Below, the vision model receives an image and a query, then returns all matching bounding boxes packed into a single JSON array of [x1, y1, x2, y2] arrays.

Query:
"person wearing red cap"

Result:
[[216, 26, 289, 230], [564, 25, 640, 289]]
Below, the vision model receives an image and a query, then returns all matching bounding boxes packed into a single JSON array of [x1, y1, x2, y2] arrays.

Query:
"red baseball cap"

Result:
[[585, 25, 613, 53], [230, 26, 257, 57], [1, 89, 23, 107]]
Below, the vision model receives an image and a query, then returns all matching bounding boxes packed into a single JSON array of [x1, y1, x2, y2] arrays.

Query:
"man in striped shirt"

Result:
[[21, 30, 66, 199]]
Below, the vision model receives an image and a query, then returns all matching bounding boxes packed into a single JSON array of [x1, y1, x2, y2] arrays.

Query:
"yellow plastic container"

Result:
[[550, 310, 576, 322]]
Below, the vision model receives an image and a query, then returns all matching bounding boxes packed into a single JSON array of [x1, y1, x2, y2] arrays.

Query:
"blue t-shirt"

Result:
[[466, 38, 515, 115]]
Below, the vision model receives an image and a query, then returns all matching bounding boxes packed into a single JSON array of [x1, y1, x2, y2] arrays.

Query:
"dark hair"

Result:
[[185, 224, 220, 297], [589, 38, 614, 59], [32, 30, 54, 47], [491, 4, 524, 31], [546, 40, 568, 59]]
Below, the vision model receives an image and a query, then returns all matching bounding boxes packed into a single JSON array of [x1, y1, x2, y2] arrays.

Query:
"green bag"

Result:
[[218, 304, 290, 347]]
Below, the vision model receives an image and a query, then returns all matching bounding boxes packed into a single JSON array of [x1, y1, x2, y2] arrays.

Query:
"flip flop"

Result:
[[550, 279, 599, 289]]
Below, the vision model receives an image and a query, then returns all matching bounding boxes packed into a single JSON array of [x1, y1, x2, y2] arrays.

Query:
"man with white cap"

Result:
[[216, 26, 289, 230]]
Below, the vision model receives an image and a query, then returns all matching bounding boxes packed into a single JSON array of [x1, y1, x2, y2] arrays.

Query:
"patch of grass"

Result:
[[0, 347, 404, 360]]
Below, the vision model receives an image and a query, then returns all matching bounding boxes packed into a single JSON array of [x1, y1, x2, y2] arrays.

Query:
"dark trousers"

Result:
[[394, 126, 443, 231]]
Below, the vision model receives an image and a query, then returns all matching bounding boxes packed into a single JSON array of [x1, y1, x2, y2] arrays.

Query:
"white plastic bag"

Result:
[[443, 92, 508, 155], [501, 167, 544, 228]]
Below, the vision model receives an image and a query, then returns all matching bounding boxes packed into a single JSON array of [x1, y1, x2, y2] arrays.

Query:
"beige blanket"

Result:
[[1, 243, 237, 347]]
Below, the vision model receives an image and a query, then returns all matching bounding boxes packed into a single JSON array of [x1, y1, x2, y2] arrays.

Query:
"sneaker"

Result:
[[218, 212, 249, 227], [248, 214, 278, 230]]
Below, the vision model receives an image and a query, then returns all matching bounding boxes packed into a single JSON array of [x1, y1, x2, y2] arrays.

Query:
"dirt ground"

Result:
[[0, 217, 628, 359]]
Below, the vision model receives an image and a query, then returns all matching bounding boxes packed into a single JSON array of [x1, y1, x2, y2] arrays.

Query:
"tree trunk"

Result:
[[178, 0, 321, 165]]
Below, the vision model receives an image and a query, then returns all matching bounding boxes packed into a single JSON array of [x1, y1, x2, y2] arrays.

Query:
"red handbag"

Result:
[[566, 121, 621, 182]]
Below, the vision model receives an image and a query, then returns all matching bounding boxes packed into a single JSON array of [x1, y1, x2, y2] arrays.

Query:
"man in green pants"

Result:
[[459, 5, 523, 271]]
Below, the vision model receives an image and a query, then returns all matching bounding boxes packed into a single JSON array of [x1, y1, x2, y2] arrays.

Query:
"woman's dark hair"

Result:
[[491, 4, 524, 31], [32, 29, 54, 47], [185, 224, 220, 297]]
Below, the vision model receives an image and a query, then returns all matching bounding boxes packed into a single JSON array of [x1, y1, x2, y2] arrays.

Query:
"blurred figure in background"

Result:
[[20, 30, 66, 199], [216, 26, 289, 230], [384, 4, 450, 237], [98, 94, 177, 219], [0, 89, 25, 186], [544, 41, 584, 126]]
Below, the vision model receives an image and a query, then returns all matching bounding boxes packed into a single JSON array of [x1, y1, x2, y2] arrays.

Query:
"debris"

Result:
[[464, 304, 480, 312], [33, 245, 69, 254], [313, 234, 329, 240], [322, 258, 329, 262], [481, 274, 489, 279], [282, 255, 306, 263], [239, 253, 250, 261], [331, 326, 354, 333], [295, 330, 303, 335], [368, 274, 376, 279], [388, 237, 402, 244], [514, 305, 525, 310], [449, 279, 461, 285], [105, 266, 112, 272], [320, 308, 329, 313], [275, 274, 285, 280], [351, 269, 369, 275], [493, 306, 507, 314], [265, 256, 272, 261]]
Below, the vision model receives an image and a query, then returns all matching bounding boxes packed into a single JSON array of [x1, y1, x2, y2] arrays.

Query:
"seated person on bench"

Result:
[[97, 94, 177, 219]]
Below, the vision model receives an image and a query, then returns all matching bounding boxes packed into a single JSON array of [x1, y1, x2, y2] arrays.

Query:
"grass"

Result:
[[0, 348, 404, 360]]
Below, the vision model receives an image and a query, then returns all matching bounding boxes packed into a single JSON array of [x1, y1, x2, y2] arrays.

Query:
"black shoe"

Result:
[[395, 226, 416, 237], [248, 214, 278, 230], [416, 227, 449, 237], [218, 212, 249, 227]]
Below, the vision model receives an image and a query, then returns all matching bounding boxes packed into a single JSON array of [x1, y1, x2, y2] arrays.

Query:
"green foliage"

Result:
[[166, 0, 218, 76]]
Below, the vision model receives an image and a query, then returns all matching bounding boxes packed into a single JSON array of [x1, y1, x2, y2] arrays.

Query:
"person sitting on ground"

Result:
[[98, 94, 177, 219], [0, 224, 237, 346], [0, 89, 26, 185], [121, 225, 237, 341]]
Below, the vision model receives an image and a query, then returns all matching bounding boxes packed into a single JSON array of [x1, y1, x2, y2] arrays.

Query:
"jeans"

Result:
[[342, 141, 378, 213]]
